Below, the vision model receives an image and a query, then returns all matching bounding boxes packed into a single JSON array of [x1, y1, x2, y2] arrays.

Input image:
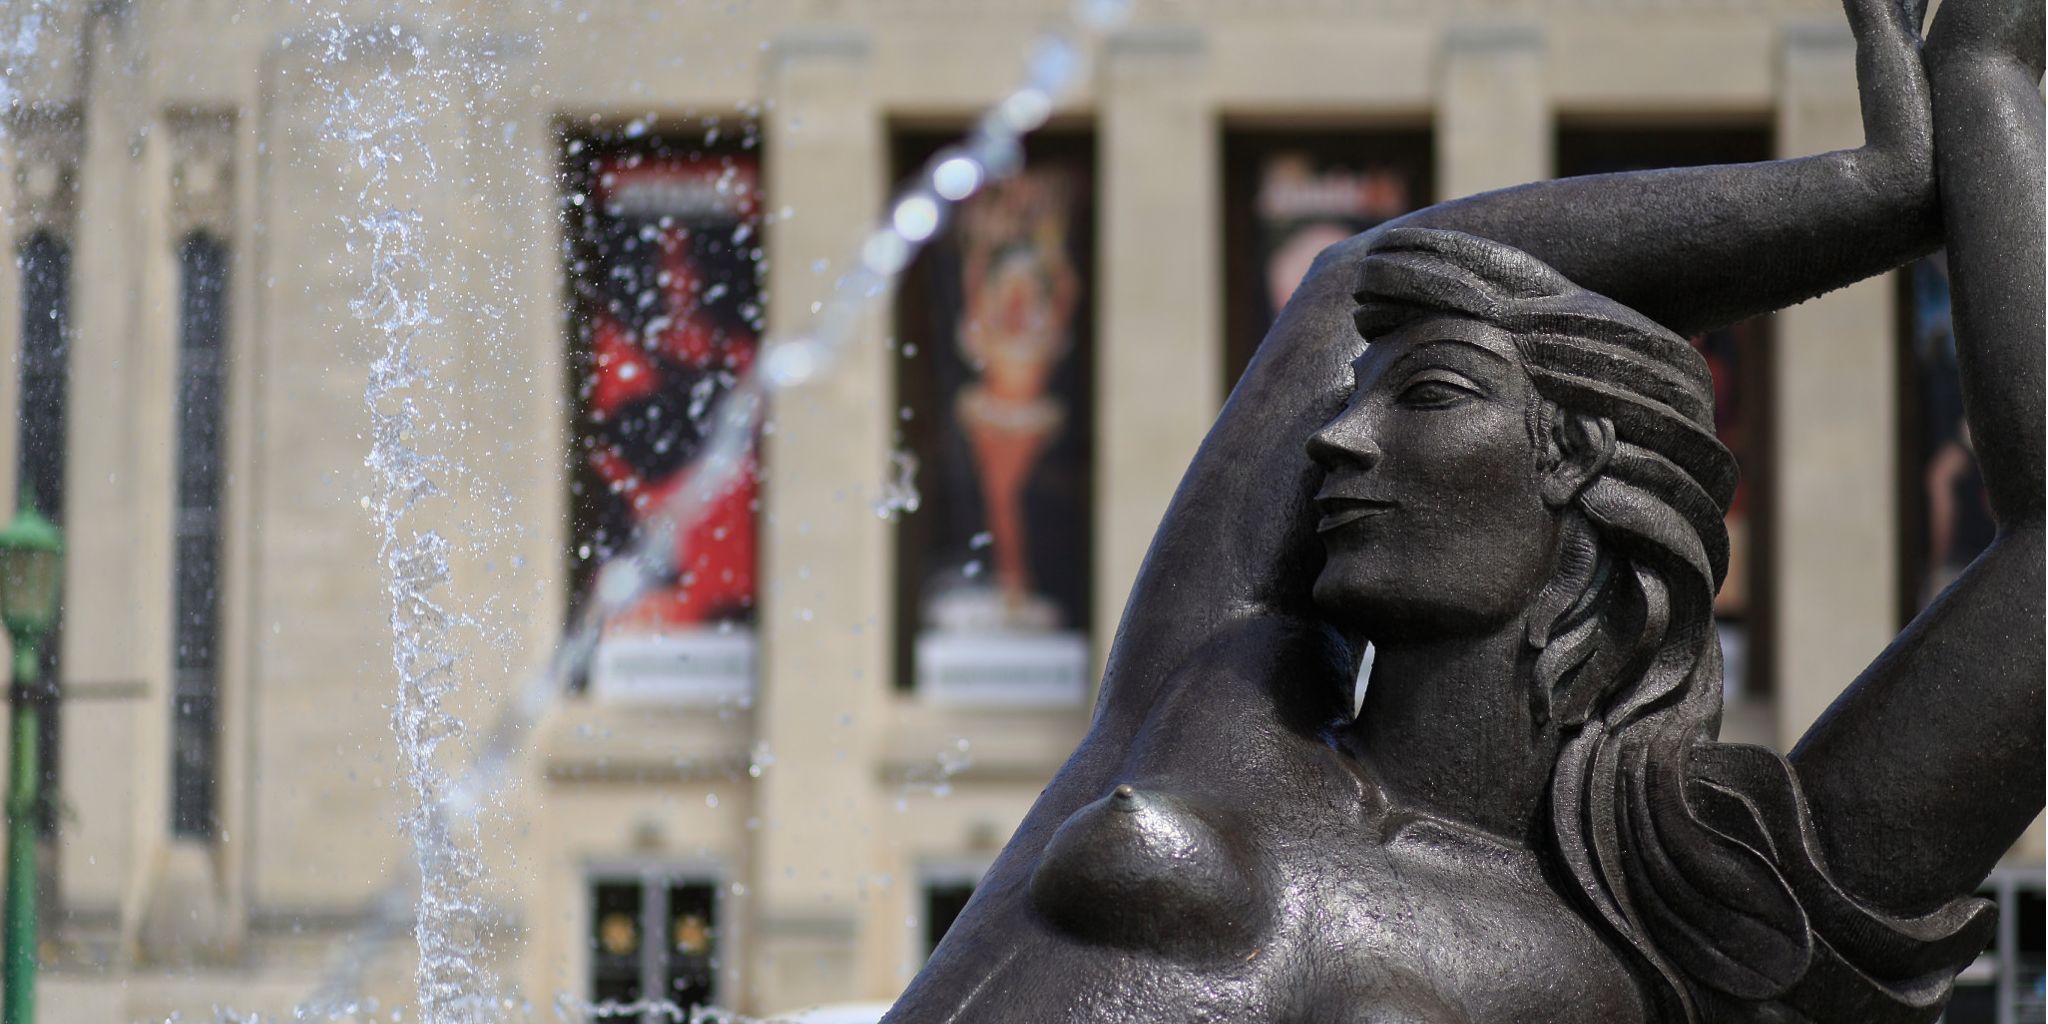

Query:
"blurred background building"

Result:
[[0, 0, 2039, 1020]]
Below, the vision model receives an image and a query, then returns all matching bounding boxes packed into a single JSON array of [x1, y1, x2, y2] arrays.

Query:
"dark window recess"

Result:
[[665, 882, 717, 1011], [17, 232, 70, 838], [588, 874, 719, 1022], [1555, 124, 1776, 702], [1943, 873, 2046, 1024], [924, 880, 977, 958], [1897, 256, 1999, 626], [2019, 887, 2046, 1024], [590, 881, 646, 1012], [170, 233, 229, 839]]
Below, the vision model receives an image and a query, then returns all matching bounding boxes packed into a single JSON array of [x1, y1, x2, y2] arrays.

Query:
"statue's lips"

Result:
[[1314, 497, 1394, 533]]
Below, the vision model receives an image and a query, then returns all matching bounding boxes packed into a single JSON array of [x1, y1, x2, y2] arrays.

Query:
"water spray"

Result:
[[291, 1, 1132, 1021]]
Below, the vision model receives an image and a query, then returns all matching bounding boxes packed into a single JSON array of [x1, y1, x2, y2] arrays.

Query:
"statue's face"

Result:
[[1307, 315, 1561, 641]]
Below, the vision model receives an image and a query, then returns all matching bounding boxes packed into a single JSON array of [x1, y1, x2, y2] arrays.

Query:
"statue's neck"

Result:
[[1349, 618, 1558, 847]]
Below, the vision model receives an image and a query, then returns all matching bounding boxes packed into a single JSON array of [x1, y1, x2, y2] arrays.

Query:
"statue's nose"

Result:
[[1307, 411, 1383, 471]]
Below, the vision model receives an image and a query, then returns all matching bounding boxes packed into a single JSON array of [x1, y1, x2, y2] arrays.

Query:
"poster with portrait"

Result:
[[1223, 131, 1432, 388], [1901, 255, 1993, 615], [567, 138, 763, 702], [1254, 154, 1417, 324], [894, 134, 1094, 705]]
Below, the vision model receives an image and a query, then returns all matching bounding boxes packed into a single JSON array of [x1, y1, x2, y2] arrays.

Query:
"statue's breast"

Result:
[[1012, 774, 1648, 1023], [1028, 783, 1270, 959]]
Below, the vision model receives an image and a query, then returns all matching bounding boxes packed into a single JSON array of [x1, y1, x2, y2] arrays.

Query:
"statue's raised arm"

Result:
[[1788, 0, 2045, 917]]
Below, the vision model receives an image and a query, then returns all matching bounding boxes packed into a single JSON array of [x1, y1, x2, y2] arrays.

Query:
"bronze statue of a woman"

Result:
[[883, 0, 2044, 1019]]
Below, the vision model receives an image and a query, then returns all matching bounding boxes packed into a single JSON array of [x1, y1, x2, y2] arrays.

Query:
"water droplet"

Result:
[[760, 338, 822, 388], [862, 229, 912, 275], [996, 88, 1053, 133], [932, 155, 984, 201], [1074, 0, 1133, 29], [1027, 38, 1080, 90], [873, 450, 922, 521], [892, 194, 940, 242]]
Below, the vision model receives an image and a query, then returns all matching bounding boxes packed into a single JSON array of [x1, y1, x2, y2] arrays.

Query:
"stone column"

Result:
[[1437, 23, 1551, 202], [1771, 22, 1897, 749], [1096, 27, 1219, 681], [751, 28, 889, 1014], [242, 23, 426, 947], [63, 3, 183, 962], [0, 137, 18, 495], [216, 75, 263, 962], [467, 39, 568, 1009]]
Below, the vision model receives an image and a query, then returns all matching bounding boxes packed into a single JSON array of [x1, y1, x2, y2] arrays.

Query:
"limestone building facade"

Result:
[[0, 0, 2039, 1020]]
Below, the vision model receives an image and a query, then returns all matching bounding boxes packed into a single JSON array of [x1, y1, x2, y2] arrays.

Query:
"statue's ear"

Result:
[[1541, 410, 1615, 509]]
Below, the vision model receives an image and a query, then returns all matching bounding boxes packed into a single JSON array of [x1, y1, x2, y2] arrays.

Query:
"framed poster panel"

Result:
[[1221, 127, 1432, 392], [892, 129, 1096, 705], [1556, 123, 1775, 699], [564, 128, 764, 703], [1896, 254, 1994, 622]]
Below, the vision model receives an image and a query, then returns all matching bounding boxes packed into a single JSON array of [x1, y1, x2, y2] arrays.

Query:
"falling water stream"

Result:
[[314, 13, 510, 1021]]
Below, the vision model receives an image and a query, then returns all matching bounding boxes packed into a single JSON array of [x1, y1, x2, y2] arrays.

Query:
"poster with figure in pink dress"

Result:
[[894, 134, 1095, 705]]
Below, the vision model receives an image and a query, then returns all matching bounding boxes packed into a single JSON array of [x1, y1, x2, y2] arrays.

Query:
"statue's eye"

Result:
[[1398, 375, 1479, 407]]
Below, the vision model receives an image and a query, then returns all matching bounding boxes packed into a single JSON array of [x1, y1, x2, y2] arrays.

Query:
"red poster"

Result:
[[569, 142, 763, 700]]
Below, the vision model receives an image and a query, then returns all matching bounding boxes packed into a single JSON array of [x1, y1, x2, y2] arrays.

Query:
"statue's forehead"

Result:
[[1358, 315, 1518, 365]]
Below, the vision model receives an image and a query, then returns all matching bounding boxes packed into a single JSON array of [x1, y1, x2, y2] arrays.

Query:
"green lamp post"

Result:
[[0, 501, 62, 1024]]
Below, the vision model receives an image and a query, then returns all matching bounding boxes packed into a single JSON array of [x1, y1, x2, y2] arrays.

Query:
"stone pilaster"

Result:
[[1437, 23, 1551, 201], [751, 27, 889, 1014], [62, 2, 183, 963], [1096, 26, 1220, 687], [1770, 21, 1897, 749]]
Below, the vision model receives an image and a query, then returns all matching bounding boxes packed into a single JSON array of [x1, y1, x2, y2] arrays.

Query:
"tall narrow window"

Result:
[[171, 232, 228, 839], [17, 231, 70, 837]]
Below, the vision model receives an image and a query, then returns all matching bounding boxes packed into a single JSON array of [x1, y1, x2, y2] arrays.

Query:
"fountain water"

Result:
[[0, 1, 1130, 1018], [313, 16, 510, 1022], [282, 1, 1131, 1021]]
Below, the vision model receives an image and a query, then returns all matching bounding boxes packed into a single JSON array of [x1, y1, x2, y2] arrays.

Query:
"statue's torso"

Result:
[[893, 619, 1650, 1023]]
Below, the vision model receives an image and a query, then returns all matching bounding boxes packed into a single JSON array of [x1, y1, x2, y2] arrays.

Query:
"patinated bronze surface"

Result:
[[882, 0, 2045, 1020]]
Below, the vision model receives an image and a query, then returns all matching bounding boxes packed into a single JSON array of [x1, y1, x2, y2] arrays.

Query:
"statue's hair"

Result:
[[1352, 227, 1740, 1021]]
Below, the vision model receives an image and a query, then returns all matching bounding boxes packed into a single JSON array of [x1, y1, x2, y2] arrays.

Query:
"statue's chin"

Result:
[[1311, 570, 1521, 647]]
